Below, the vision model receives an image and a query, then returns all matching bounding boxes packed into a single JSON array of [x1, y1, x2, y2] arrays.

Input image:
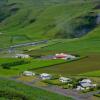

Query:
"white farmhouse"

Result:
[[40, 73, 52, 80], [23, 71, 35, 76], [77, 79, 97, 91], [59, 77, 72, 83], [15, 54, 30, 58]]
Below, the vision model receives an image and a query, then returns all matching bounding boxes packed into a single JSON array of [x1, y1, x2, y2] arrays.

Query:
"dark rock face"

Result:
[[74, 13, 98, 37], [0, 0, 8, 22], [96, 14, 100, 24], [94, 4, 100, 9], [55, 12, 99, 38]]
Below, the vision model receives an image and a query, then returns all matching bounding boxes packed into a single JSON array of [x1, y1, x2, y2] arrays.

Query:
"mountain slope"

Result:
[[0, 0, 100, 48]]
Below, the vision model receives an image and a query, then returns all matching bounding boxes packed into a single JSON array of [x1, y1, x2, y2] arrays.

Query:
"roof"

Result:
[[80, 82, 92, 87], [55, 53, 75, 59], [59, 77, 71, 81], [16, 54, 29, 56], [81, 79, 92, 83], [40, 73, 51, 77], [23, 71, 33, 74]]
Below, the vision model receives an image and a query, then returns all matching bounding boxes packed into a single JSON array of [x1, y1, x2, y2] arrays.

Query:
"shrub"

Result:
[[1, 60, 30, 69]]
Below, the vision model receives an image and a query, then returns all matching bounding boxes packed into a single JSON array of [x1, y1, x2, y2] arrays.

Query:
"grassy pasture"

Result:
[[81, 71, 100, 77], [34, 54, 100, 76], [0, 58, 66, 77]]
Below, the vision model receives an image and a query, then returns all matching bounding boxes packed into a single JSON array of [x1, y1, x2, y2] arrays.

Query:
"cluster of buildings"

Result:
[[22, 71, 72, 82], [53, 53, 76, 60], [76, 79, 97, 91], [15, 53, 76, 60], [15, 54, 30, 58], [22, 71, 97, 91]]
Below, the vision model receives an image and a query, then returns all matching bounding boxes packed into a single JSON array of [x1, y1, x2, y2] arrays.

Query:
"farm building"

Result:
[[59, 77, 72, 83], [40, 73, 52, 80], [15, 54, 30, 58], [23, 71, 35, 76], [77, 79, 97, 91], [53, 53, 76, 60]]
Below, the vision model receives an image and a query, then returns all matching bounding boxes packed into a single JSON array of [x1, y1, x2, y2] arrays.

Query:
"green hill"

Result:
[[0, 0, 100, 48]]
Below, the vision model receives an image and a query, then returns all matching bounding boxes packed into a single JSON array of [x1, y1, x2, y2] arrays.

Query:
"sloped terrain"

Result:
[[0, 0, 100, 48]]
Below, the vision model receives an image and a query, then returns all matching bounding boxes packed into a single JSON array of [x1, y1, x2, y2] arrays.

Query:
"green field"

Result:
[[26, 26, 100, 76], [0, 0, 100, 99], [34, 54, 100, 76], [81, 71, 100, 77], [0, 58, 67, 77], [0, 78, 73, 100]]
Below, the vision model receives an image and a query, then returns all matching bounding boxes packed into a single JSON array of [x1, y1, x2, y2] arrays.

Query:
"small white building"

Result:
[[77, 79, 97, 91], [76, 86, 85, 91], [23, 71, 35, 76], [59, 77, 72, 83], [15, 54, 30, 58], [40, 73, 52, 80]]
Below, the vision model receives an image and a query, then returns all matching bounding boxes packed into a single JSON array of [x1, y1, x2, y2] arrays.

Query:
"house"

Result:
[[23, 71, 35, 76], [53, 53, 76, 60], [59, 77, 72, 83], [80, 82, 97, 88], [40, 73, 52, 80], [77, 79, 97, 91], [15, 54, 30, 58]]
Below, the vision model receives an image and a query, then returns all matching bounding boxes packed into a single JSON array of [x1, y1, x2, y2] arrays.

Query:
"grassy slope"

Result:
[[39, 26, 100, 54], [0, 0, 98, 48], [0, 0, 100, 77], [80, 70, 100, 77], [32, 26, 100, 76]]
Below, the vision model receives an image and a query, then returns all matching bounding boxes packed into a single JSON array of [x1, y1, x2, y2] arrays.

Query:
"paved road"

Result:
[[0, 40, 48, 53], [10, 40, 48, 48], [9, 77, 100, 100]]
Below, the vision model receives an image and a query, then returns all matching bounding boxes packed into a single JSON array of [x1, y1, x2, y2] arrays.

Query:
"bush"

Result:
[[1, 60, 30, 69], [0, 89, 29, 100]]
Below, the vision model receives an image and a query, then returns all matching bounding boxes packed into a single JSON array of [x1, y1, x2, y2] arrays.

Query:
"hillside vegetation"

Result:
[[0, 0, 100, 48], [0, 78, 73, 100]]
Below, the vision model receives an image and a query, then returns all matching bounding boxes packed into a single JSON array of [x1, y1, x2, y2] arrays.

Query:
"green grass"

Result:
[[80, 70, 100, 77], [0, 58, 67, 77], [0, 0, 99, 48], [30, 25, 100, 55], [0, 78, 73, 100], [34, 54, 100, 76]]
